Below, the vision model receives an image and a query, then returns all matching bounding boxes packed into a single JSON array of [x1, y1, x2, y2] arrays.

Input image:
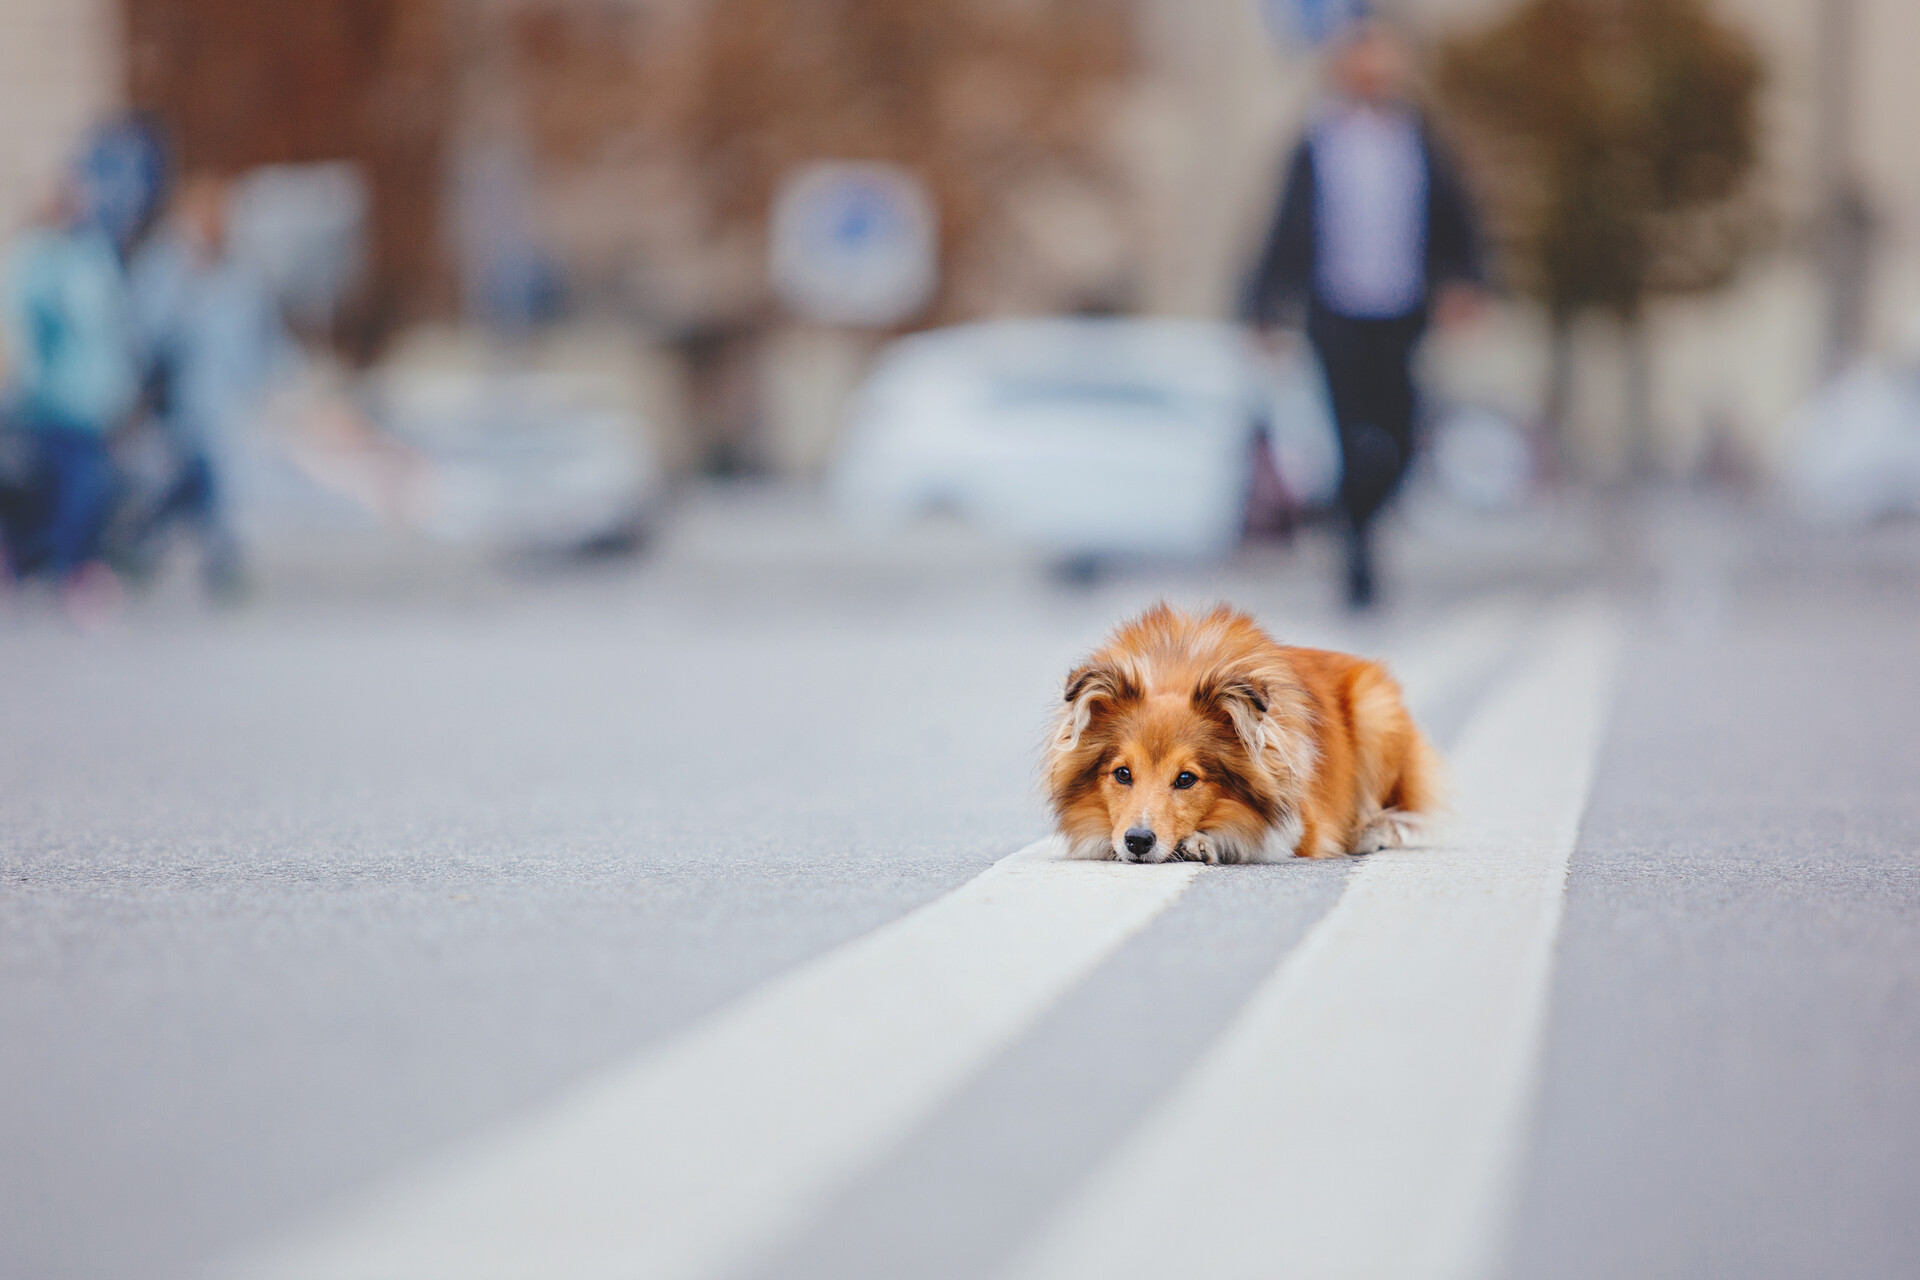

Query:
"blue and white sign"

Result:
[[770, 162, 938, 328], [1261, 0, 1369, 49]]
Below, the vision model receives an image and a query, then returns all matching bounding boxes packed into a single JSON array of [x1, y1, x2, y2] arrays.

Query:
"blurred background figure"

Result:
[[1243, 17, 1484, 609], [125, 172, 288, 601], [0, 116, 167, 620]]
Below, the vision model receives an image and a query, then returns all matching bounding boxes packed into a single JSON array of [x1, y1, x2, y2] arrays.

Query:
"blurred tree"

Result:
[[1436, 0, 1764, 469]]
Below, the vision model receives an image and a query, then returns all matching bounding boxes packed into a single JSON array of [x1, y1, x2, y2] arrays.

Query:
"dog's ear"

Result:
[[1192, 667, 1272, 754], [1056, 661, 1139, 750]]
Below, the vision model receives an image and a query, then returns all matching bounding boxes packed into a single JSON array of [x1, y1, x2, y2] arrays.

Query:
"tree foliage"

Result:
[[1436, 0, 1765, 323]]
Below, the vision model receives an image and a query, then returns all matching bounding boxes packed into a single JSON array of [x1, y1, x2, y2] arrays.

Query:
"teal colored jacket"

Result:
[[2, 225, 139, 433]]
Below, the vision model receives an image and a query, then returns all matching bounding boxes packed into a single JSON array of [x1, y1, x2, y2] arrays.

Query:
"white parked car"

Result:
[[833, 317, 1339, 561], [372, 368, 664, 552], [1785, 362, 1920, 527]]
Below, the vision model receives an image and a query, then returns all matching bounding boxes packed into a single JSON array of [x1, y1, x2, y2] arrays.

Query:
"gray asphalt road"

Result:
[[2, 492, 1916, 1280], [1507, 566, 1920, 1280]]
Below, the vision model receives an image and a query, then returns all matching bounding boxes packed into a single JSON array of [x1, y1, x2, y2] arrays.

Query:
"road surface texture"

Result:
[[2, 487, 1915, 1279]]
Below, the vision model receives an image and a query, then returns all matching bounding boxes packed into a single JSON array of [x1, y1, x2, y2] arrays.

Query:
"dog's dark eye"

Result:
[[1112, 767, 1132, 785], [1174, 771, 1199, 789]]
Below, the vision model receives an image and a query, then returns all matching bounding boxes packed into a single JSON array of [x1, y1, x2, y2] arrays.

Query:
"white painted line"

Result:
[[1374, 592, 1530, 730], [224, 841, 1200, 1280], [1001, 600, 1620, 1280]]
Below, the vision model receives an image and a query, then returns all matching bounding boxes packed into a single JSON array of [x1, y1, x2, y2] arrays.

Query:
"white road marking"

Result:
[[1001, 600, 1620, 1280], [224, 841, 1199, 1280], [1374, 592, 1530, 731]]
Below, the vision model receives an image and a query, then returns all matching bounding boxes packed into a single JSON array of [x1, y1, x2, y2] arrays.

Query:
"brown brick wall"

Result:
[[121, 0, 456, 342]]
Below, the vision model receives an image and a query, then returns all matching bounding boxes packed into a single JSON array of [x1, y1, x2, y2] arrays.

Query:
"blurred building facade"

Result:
[[0, 0, 120, 302], [4, 0, 1919, 481]]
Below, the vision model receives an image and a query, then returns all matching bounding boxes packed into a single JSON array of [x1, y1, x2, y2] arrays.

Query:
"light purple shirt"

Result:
[[1311, 105, 1429, 318]]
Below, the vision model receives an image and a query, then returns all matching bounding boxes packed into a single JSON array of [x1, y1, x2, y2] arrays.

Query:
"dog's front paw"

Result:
[[1182, 831, 1224, 865], [1351, 809, 1420, 855]]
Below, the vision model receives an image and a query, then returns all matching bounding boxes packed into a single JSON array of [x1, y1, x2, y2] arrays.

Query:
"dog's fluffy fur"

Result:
[[1046, 603, 1441, 862]]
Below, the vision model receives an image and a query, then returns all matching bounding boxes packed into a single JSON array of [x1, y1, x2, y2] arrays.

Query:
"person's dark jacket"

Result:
[[1241, 119, 1485, 327]]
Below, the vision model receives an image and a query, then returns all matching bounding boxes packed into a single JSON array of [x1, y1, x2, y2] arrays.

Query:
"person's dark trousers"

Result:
[[1307, 304, 1426, 608], [23, 426, 116, 582], [128, 448, 242, 595]]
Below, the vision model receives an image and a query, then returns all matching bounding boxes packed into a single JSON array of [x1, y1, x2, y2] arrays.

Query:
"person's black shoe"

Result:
[[1345, 558, 1374, 610], [1343, 524, 1376, 611]]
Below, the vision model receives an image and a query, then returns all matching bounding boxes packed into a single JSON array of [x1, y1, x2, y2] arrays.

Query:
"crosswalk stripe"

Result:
[[999, 599, 1621, 1280], [1373, 593, 1530, 736], [221, 594, 1539, 1280], [223, 843, 1199, 1280]]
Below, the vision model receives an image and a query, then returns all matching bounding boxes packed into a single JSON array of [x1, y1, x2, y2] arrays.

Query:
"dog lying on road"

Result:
[[1047, 603, 1441, 862]]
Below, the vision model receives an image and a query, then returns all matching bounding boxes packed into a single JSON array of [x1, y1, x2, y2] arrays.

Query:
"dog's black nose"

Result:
[[1124, 828, 1156, 858]]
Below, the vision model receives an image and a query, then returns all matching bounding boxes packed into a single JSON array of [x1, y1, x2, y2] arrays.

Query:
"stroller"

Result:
[[0, 391, 239, 599]]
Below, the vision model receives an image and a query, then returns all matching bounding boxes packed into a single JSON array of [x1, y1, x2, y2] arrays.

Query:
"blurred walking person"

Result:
[[0, 118, 168, 619], [1242, 19, 1484, 609], [127, 173, 288, 601]]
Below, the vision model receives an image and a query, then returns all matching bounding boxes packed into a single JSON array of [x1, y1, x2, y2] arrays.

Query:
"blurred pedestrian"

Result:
[[0, 118, 168, 617], [127, 173, 288, 600], [1242, 19, 1485, 609]]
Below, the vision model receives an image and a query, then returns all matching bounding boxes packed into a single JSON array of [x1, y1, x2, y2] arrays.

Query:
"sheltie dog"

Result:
[[1047, 603, 1441, 862]]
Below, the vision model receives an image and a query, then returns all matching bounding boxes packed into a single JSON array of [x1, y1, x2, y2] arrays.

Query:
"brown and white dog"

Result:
[[1046, 603, 1441, 862]]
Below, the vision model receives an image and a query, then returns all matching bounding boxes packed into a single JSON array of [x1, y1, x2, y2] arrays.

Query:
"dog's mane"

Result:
[[1045, 603, 1318, 836]]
